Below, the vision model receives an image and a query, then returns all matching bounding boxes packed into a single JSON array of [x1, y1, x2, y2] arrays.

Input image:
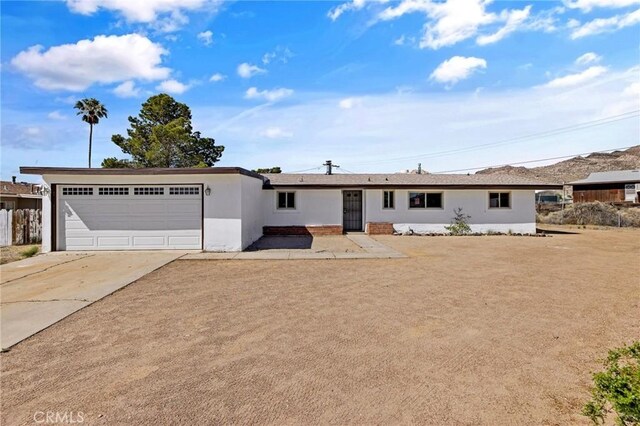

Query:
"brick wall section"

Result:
[[263, 225, 343, 236], [366, 222, 394, 235]]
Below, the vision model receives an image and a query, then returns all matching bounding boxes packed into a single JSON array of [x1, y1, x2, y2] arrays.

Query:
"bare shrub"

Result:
[[621, 208, 640, 227], [538, 202, 640, 227]]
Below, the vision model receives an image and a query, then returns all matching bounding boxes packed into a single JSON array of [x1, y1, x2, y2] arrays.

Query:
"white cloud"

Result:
[[567, 18, 581, 28], [476, 6, 531, 45], [623, 82, 640, 97], [570, 8, 640, 38], [339, 97, 363, 109], [376, 0, 558, 49], [65, 0, 221, 32], [563, 0, 640, 12], [575, 52, 602, 65], [113, 80, 141, 98], [209, 73, 226, 82], [327, 0, 366, 21], [47, 111, 67, 120], [430, 56, 487, 85], [245, 87, 294, 102], [237, 62, 267, 78], [262, 46, 293, 65], [11, 34, 170, 91], [197, 30, 213, 45], [379, 0, 497, 49], [192, 67, 638, 174], [542, 66, 608, 88], [261, 127, 293, 139], [156, 79, 190, 94]]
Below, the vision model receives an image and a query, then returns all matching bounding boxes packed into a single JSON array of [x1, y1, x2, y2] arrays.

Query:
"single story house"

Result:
[[0, 178, 43, 210], [20, 166, 560, 253], [570, 170, 640, 203]]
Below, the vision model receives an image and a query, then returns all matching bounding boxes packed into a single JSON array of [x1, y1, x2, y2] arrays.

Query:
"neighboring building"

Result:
[[0, 178, 43, 210], [20, 166, 560, 253], [535, 190, 565, 205], [570, 170, 640, 203]]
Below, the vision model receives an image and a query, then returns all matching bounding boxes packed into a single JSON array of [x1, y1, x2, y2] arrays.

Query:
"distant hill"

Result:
[[475, 146, 640, 184]]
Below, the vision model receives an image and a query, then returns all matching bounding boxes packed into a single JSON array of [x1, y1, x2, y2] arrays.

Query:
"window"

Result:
[[489, 192, 510, 208], [98, 187, 129, 195], [62, 187, 93, 196], [134, 187, 164, 195], [409, 192, 442, 209], [277, 192, 295, 209], [169, 187, 200, 195], [383, 191, 395, 209]]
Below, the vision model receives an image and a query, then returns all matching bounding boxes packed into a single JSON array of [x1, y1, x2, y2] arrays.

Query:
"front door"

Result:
[[342, 190, 363, 231]]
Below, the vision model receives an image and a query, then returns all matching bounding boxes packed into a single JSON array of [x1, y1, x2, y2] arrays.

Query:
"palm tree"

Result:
[[74, 98, 108, 168]]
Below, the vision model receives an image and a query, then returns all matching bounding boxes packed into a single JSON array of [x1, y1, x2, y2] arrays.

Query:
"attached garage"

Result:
[[57, 184, 203, 250], [21, 166, 266, 253]]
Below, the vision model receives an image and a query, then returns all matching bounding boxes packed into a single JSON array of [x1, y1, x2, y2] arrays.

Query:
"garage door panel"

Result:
[[96, 236, 131, 247], [167, 236, 201, 246], [59, 185, 202, 251], [132, 236, 166, 247], [65, 237, 95, 247]]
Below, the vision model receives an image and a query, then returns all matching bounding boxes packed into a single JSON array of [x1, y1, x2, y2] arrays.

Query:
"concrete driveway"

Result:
[[0, 251, 187, 350]]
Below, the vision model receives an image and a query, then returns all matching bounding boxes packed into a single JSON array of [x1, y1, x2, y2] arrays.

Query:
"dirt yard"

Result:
[[2, 228, 638, 425], [0, 245, 40, 265]]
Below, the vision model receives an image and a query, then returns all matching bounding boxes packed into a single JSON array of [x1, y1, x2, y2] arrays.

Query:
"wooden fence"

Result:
[[0, 209, 42, 246]]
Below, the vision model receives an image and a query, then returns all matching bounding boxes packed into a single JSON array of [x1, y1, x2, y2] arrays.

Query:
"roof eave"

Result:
[[263, 183, 563, 190], [19, 166, 265, 181]]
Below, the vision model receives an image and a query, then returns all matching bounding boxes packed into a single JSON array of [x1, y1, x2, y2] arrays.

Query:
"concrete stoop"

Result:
[[182, 235, 405, 260]]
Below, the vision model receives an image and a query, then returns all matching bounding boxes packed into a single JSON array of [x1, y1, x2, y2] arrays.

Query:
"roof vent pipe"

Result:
[[323, 160, 340, 175], [11, 176, 16, 184]]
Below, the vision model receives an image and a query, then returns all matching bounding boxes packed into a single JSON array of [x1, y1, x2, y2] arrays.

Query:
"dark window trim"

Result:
[[408, 191, 444, 209], [488, 191, 511, 209], [276, 191, 296, 210], [383, 190, 395, 209]]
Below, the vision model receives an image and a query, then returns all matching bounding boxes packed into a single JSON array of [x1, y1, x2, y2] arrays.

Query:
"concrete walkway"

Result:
[[0, 251, 187, 350], [183, 235, 405, 260]]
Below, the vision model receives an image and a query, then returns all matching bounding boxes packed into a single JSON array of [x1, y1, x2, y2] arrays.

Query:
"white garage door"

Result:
[[58, 185, 202, 250]]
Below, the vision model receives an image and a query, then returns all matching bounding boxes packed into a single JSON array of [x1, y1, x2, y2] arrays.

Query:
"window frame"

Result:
[[408, 191, 444, 209], [488, 191, 511, 209], [276, 191, 296, 210], [382, 190, 395, 209]]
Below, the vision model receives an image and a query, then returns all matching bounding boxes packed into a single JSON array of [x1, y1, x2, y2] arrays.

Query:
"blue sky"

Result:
[[1, 0, 639, 181]]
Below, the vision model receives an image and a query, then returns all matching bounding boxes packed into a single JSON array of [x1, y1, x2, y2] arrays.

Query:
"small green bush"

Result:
[[20, 246, 38, 258], [583, 341, 640, 425], [445, 207, 472, 235]]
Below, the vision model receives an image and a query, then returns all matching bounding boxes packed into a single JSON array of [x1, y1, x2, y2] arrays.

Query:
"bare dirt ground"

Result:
[[1, 227, 639, 425], [0, 245, 40, 265]]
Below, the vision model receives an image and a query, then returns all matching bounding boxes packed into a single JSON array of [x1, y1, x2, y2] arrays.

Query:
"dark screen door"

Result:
[[343, 190, 363, 231]]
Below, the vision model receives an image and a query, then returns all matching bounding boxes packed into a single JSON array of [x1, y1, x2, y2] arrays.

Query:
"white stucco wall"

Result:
[[263, 188, 343, 226], [40, 173, 263, 252], [365, 189, 536, 234], [240, 174, 266, 249], [41, 191, 52, 253]]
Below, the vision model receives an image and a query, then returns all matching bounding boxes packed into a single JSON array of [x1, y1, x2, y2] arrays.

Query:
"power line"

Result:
[[349, 110, 640, 167], [336, 167, 357, 174], [286, 166, 323, 173], [431, 145, 638, 174]]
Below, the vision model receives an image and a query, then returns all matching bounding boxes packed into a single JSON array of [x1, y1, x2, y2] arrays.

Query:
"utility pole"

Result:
[[323, 160, 340, 175]]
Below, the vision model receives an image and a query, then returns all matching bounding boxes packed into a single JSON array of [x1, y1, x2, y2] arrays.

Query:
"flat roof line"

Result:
[[19, 166, 265, 181]]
